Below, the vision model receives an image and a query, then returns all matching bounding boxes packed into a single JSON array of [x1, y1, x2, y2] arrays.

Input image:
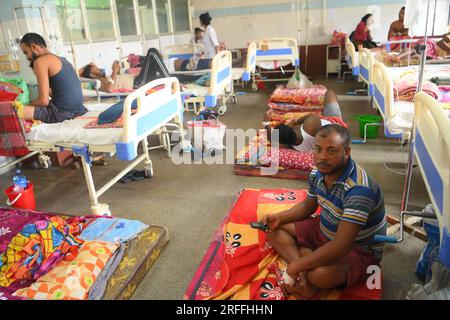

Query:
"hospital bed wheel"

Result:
[[144, 165, 154, 178], [230, 96, 237, 104], [218, 105, 227, 115], [38, 155, 52, 169], [252, 83, 258, 92]]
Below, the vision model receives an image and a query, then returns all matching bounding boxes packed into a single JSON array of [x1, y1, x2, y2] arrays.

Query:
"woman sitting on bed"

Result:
[[79, 48, 214, 93], [267, 91, 343, 152], [351, 13, 377, 51]]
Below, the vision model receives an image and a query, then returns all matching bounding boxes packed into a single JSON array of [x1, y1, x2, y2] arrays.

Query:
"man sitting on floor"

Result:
[[21, 33, 87, 123], [262, 124, 386, 298], [271, 90, 342, 152]]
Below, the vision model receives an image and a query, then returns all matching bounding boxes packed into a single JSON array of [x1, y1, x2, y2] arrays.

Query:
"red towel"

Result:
[[0, 102, 29, 156]]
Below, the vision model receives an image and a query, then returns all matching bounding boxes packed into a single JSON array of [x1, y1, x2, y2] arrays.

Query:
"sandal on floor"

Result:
[[119, 170, 139, 183]]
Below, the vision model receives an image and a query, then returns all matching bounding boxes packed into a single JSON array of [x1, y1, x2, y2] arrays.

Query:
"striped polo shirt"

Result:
[[307, 157, 386, 260]]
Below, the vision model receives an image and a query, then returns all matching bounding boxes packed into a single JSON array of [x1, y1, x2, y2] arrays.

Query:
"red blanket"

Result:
[[0, 102, 28, 156], [269, 85, 327, 106]]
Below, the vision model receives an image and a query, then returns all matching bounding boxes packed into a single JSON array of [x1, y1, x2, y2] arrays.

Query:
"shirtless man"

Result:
[[20, 33, 87, 123], [388, 7, 409, 39]]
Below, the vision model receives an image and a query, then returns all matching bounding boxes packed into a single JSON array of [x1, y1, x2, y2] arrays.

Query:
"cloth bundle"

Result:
[[394, 73, 443, 102], [0, 216, 85, 287], [269, 85, 327, 106]]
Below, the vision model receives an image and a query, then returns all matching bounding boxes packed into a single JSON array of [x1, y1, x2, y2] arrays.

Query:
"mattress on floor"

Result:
[[0, 207, 168, 300], [101, 225, 169, 300], [234, 140, 314, 180], [184, 188, 382, 300], [27, 103, 123, 146]]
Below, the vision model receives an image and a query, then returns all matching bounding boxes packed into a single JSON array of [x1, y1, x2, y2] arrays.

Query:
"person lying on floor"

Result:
[[269, 90, 342, 152], [20, 33, 87, 123], [261, 124, 386, 299]]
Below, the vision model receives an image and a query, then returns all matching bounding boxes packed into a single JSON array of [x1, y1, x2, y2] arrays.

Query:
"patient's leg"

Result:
[[134, 48, 170, 88], [322, 90, 342, 118], [24, 105, 35, 121], [266, 223, 302, 263]]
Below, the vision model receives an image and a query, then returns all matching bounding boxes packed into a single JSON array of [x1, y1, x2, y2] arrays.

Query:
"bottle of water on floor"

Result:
[[12, 170, 28, 193]]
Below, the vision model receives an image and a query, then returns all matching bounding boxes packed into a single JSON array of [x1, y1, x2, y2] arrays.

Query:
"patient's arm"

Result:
[[29, 58, 50, 107], [437, 36, 450, 55]]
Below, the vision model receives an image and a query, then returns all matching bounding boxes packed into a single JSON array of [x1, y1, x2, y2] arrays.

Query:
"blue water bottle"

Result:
[[12, 170, 28, 193]]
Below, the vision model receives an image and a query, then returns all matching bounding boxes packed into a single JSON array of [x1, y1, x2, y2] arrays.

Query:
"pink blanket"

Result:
[[394, 73, 442, 102]]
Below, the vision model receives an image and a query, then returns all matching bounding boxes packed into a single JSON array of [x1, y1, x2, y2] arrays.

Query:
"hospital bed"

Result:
[[163, 43, 204, 61], [372, 61, 413, 141], [344, 38, 359, 77], [181, 50, 232, 115], [9, 77, 185, 216], [374, 93, 450, 298], [358, 48, 375, 95], [165, 43, 257, 114], [371, 60, 450, 142], [251, 38, 299, 92]]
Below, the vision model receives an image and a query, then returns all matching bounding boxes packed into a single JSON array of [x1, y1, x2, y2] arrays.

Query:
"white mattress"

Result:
[[182, 84, 209, 97], [387, 64, 450, 81], [82, 89, 130, 98], [232, 68, 245, 80], [27, 103, 123, 146], [257, 60, 292, 70]]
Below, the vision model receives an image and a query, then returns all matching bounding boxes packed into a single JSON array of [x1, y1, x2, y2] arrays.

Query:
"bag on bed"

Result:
[[286, 69, 312, 89]]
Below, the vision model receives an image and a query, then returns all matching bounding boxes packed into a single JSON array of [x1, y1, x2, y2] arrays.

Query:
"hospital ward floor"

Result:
[[0, 78, 431, 300]]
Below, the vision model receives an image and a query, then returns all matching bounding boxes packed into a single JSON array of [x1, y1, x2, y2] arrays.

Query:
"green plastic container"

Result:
[[354, 115, 383, 139]]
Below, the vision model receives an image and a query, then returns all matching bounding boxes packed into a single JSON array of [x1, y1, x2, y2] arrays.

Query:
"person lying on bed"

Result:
[[270, 90, 342, 152], [79, 61, 135, 93], [391, 34, 450, 62], [261, 124, 386, 299], [79, 48, 213, 92], [20, 33, 87, 123]]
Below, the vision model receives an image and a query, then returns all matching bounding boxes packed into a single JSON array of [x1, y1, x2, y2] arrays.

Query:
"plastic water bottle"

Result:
[[12, 170, 28, 193]]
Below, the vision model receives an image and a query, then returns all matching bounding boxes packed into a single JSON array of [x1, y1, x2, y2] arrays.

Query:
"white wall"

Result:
[[191, 0, 450, 49]]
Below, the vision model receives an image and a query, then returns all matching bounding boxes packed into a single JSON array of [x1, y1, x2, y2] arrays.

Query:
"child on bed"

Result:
[[261, 124, 386, 299], [269, 90, 342, 152]]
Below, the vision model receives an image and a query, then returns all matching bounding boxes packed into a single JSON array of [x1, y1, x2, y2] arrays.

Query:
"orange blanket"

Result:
[[184, 189, 381, 300]]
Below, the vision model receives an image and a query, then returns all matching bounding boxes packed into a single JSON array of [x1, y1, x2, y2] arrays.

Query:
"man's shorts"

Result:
[[294, 215, 379, 288], [34, 102, 87, 124], [322, 102, 342, 118]]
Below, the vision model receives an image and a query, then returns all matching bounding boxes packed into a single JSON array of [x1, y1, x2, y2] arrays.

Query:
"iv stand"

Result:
[[400, 0, 432, 214]]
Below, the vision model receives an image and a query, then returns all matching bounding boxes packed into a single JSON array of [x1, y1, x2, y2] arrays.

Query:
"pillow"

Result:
[[98, 99, 137, 125], [260, 147, 315, 171], [13, 241, 117, 300], [195, 73, 211, 86]]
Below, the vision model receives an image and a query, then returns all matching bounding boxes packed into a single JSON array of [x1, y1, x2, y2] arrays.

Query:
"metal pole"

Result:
[[432, 0, 437, 36], [63, 0, 78, 71], [401, 0, 432, 213]]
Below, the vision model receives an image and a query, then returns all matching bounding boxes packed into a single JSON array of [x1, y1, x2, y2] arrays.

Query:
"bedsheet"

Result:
[[27, 103, 123, 145]]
